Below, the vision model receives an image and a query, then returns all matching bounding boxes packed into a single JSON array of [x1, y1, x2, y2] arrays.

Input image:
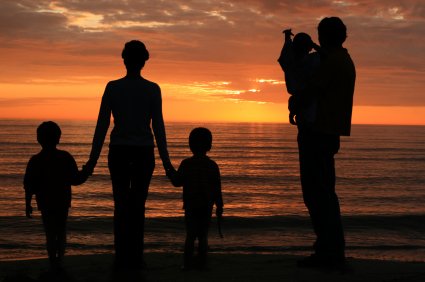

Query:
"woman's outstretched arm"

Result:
[[86, 83, 112, 173], [151, 84, 172, 171]]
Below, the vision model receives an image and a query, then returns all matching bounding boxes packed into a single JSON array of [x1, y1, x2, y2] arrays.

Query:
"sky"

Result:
[[0, 0, 424, 124]]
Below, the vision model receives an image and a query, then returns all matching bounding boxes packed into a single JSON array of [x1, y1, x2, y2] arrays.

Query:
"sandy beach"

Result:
[[1, 253, 424, 282]]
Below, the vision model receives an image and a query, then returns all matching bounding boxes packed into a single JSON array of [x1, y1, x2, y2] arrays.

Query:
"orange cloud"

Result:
[[0, 0, 424, 124]]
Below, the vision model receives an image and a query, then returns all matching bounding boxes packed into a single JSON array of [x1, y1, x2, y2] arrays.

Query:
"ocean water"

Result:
[[0, 119, 424, 262]]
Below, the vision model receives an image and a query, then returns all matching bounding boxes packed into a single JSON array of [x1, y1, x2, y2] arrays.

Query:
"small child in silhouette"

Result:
[[278, 29, 321, 125], [24, 121, 89, 270], [167, 127, 223, 270]]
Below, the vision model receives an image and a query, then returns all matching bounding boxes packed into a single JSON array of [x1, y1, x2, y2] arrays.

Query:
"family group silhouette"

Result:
[[24, 16, 355, 275]]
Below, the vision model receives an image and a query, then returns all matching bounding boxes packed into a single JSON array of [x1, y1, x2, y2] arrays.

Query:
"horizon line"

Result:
[[0, 117, 424, 127]]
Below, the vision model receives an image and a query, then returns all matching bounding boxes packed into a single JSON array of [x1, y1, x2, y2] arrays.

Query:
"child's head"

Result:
[[293, 32, 314, 57], [37, 121, 61, 149], [189, 127, 212, 155]]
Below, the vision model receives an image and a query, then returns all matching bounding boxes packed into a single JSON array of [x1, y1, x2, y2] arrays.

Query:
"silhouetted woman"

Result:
[[85, 40, 172, 269]]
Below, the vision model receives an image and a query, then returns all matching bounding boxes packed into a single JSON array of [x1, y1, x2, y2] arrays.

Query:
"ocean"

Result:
[[0, 119, 424, 262]]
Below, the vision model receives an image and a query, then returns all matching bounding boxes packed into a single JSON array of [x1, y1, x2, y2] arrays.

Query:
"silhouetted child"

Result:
[[24, 121, 89, 270], [278, 28, 321, 125], [167, 127, 223, 270]]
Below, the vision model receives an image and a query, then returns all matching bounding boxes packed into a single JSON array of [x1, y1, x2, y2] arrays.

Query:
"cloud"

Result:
[[0, 96, 98, 108], [0, 0, 424, 108]]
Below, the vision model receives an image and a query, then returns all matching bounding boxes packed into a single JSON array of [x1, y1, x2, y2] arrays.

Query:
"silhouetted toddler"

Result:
[[167, 127, 223, 270], [24, 121, 89, 270], [278, 28, 321, 125]]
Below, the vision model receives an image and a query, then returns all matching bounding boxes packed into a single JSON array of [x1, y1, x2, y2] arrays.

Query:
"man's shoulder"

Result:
[[106, 78, 123, 87]]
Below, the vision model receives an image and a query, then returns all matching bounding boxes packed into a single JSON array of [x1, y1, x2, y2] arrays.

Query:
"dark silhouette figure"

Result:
[[24, 121, 88, 270], [278, 29, 321, 125], [84, 40, 173, 270], [292, 17, 356, 268], [167, 127, 223, 270]]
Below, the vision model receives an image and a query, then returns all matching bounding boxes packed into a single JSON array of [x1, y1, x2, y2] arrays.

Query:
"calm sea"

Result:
[[0, 119, 424, 262]]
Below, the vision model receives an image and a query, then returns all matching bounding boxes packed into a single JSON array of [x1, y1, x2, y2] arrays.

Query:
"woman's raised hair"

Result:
[[121, 40, 149, 62]]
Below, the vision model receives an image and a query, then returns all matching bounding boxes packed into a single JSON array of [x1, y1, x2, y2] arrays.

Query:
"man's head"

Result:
[[122, 40, 150, 71], [189, 127, 212, 155], [37, 121, 61, 149], [318, 17, 347, 48]]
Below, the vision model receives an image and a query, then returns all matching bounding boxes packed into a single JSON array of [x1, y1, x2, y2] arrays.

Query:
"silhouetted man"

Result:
[[295, 17, 356, 267]]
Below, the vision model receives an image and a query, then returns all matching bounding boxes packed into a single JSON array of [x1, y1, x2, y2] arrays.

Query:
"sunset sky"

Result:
[[0, 0, 424, 124]]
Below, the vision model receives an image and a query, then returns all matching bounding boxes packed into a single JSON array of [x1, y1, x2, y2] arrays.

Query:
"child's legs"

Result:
[[41, 211, 57, 262], [41, 209, 68, 264], [55, 209, 69, 260], [184, 209, 197, 264], [196, 207, 212, 264]]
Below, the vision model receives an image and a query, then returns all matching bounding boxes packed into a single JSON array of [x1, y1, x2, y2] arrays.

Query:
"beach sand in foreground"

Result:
[[1, 253, 424, 282]]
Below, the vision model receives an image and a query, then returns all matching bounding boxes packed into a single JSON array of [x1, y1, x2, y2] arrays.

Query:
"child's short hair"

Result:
[[37, 121, 61, 148], [189, 127, 212, 154], [293, 32, 313, 54]]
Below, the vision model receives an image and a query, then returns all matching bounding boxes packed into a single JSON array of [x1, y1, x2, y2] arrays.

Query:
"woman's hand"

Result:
[[84, 159, 97, 176], [162, 159, 174, 172]]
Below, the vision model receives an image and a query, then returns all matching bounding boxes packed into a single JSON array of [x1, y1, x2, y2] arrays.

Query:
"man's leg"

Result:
[[319, 133, 345, 260], [298, 128, 324, 253], [297, 130, 345, 266]]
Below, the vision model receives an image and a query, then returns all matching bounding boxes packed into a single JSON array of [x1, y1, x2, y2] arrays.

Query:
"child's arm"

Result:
[[24, 190, 33, 218], [166, 166, 183, 187], [312, 42, 321, 52], [214, 165, 224, 218], [68, 153, 90, 186], [278, 28, 294, 67], [283, 28, 294, 41], [71, 167, 90, 186], [23, 159, 34, 218]]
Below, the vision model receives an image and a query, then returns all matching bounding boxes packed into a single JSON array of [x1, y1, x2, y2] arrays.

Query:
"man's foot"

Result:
[[297, 254, 323, 268], [181, 264, 194, 271], [297, 254, 345, 269]]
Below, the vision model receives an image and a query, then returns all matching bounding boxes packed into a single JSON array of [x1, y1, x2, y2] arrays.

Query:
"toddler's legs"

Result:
[[197, 235, 208, 268], [42, 209, 68, 269], [56, 209, 69, 263], [184, 209, 197, 269]]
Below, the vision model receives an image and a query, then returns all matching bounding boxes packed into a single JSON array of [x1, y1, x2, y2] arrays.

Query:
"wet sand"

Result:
[[1, 253, 425, 282]]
